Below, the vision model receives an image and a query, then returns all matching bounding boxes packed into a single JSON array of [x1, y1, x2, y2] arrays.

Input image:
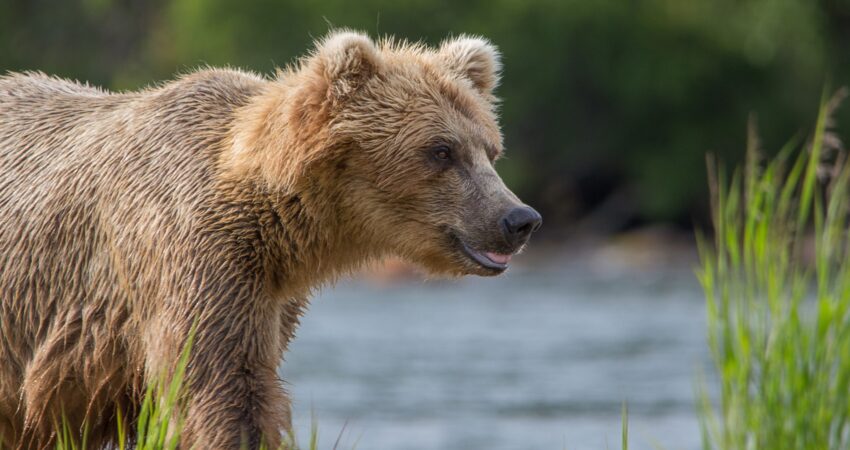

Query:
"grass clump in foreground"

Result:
[[697, 88, 850, 450], [48, 327, 315, 450], [53, 330, 197, 450]]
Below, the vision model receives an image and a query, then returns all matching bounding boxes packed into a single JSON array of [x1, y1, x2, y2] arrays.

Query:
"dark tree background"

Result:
[[3, 0, 850, 237]]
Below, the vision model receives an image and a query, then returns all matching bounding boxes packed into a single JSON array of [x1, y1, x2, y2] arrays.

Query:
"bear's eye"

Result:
[[431, 145, 452, 162]]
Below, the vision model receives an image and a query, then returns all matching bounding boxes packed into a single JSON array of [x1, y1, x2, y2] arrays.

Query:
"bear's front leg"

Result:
[[180, 364, 290, 449], [148, 299, 295, 450]]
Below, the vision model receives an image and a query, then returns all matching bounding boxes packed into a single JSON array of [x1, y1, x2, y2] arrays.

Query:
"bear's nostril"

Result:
[[531, 218, 542, 233]]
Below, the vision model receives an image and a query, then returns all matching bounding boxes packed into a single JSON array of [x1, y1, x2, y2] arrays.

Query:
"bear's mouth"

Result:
[[459, 241, 512, 272]]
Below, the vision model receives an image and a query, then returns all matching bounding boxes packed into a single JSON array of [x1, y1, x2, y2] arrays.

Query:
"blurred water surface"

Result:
[[282, 263, 710, 450]]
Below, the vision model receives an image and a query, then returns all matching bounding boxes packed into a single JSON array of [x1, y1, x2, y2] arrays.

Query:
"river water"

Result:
[[281, 262, 712, 450]]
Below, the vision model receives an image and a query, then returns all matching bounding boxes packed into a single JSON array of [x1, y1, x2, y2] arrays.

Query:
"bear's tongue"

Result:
[[485, 252, 512, 265]]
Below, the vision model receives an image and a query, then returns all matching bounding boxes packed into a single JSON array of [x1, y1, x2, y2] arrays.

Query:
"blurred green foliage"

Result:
[[2, 0, 850, 230]]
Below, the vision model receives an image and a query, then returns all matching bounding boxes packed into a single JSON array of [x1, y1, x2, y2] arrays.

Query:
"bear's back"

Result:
[[0, 69, 267, 372], [0, 68, 266, 215]]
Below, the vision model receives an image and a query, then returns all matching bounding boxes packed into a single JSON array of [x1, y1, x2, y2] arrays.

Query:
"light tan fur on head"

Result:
[[224, 31, 382, 192], [224, 31, 503, 193]]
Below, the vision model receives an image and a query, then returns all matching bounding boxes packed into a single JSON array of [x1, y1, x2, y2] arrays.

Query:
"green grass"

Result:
[[697, 88, 850, 450], [53, 328, 196, 450], [46, 326, 317, 450]]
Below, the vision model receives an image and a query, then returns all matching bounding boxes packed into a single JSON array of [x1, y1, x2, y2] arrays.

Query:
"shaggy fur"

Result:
[[0, 31, 535, 449]]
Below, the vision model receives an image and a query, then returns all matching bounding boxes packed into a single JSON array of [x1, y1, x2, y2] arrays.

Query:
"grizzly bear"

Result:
[[0, 31, 541, 449]]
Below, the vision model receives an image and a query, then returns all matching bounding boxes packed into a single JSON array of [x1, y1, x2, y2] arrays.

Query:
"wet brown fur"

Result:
[[0, 31, 518, 449]]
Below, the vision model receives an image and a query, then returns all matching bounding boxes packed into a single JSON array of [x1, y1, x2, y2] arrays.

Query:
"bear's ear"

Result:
[[309, 30, 382, 100], [437, 36, 501, 97]]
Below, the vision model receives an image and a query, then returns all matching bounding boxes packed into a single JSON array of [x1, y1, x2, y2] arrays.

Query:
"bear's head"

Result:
[[229, 31, 541, 276]]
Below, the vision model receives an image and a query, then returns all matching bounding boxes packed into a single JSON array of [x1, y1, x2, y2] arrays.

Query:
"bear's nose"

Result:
[[500, 206, 542, 246]]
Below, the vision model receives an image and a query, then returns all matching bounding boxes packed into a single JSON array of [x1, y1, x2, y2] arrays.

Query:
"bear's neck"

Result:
[[254, 180, 383, 300]]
